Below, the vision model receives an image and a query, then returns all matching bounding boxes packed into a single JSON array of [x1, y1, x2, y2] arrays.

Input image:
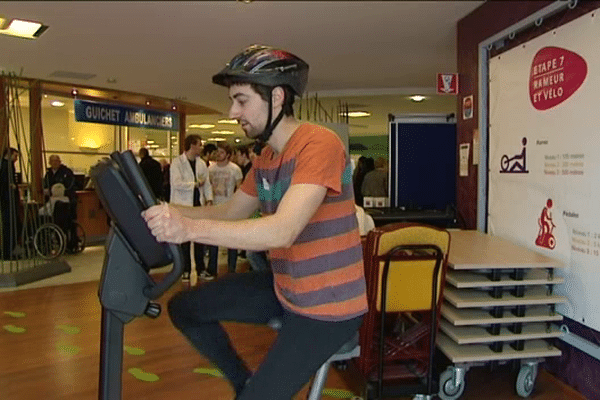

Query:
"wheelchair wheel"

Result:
[[67, 222, 86, 254], [34, 223, 66, 259]]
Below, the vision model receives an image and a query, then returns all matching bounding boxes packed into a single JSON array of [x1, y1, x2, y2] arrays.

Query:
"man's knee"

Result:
[[167, 291, 192, 327], [168, 287, 216, 327]]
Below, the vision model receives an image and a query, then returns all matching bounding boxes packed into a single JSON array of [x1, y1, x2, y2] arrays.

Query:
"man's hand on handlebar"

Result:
[[142, 203, 190, 244]]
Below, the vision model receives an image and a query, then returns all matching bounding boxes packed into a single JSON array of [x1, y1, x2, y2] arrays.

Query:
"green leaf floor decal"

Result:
[[321, 388, 357, 398], [55, 325, 81, 334], [192, 367, 224, 377], [56, 343, 82, 355], [3, 311, 26, 318], [124, 346, 146, 356], [128, 368, 160, 382], [2, 325, 25, 333]]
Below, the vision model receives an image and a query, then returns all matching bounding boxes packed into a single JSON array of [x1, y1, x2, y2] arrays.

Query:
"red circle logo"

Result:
[[529, 46, 587, 111]]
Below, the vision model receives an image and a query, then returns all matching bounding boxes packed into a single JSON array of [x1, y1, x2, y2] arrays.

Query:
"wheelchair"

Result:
[[28, 200, 86, 260]]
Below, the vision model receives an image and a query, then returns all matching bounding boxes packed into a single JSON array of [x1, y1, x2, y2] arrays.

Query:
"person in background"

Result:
[[159, 159, 171, 202], [352, 156, 374, 207], [143, 45, 367, 400], [361, 156, 388, 198], [138, 147, 164, 200], [234, 144, 252, 260], [201, 142, 218, 167], [355, 204, 376, 236], [43, 155, 77, 202], [0, 147, 21, 259], [248, 145, 259, 164], [207, 142, 243, 276], [43, 155, 79, 250], [234, 143, 269, 271], [170, 134, 214, 281], [234, 144, 253, 178], [198, 143, 217, 266], [38, 183, 70, 217]]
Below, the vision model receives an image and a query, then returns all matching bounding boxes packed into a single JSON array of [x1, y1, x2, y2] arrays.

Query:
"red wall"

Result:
[[456, 1, 553, 228], [456, 1, 600, 229]]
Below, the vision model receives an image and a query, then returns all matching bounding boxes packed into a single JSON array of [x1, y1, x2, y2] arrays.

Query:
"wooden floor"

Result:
[[0, 274, 585, 400]]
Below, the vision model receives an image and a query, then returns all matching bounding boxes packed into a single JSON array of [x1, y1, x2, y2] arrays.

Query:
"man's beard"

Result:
[[242, 122, 266, 140]]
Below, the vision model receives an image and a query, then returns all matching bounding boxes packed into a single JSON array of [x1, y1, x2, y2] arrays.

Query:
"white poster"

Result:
[[488, 10, 600, 331], [459, 143, 470, 177]]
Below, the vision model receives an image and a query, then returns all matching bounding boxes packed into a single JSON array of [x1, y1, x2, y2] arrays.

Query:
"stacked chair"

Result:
[[357, 223, 451, 400]]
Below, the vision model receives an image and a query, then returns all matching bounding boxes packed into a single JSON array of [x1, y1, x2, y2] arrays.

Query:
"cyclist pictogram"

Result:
[[535, 198, 556, 249]]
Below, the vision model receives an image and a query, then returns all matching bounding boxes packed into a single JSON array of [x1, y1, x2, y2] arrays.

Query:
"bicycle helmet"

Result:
[[212, 45, 309, 153], [213, 45, 309, 96]]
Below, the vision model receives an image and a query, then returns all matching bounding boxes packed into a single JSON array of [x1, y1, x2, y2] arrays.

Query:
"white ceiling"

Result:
[[1, 1, 483, 139]]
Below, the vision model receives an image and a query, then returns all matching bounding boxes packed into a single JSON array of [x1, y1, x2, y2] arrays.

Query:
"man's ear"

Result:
[[271, 86, 285, 110]]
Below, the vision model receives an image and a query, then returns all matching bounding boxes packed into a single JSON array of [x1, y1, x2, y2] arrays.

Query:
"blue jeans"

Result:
[[167, 271, 363, 400], [208, 245, 237, 276], [246, 251, 269, 271]]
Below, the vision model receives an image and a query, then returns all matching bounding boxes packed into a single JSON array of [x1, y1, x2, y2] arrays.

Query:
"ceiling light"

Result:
[[189, 123, 215, 129], [0, 18, 48, 39], [147, 140, 155, 144], [218, 119, 238, 125], [50, 100, 64, 107], [212, 130, 234, 135], [340, 111, 371, 118], [408, 95, 427, 102], [234, 138, 241, 143], [71, 89, 78, 96], [208, 137, 227, 142]]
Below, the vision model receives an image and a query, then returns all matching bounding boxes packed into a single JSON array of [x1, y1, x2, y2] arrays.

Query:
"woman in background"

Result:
[[352, 156, 374, 207]]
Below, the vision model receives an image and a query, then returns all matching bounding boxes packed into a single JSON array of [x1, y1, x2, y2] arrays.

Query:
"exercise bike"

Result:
[[91, 150, 184, 400]]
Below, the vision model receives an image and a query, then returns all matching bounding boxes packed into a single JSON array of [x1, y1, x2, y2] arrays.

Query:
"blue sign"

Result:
[[74, 100, 179, 131]]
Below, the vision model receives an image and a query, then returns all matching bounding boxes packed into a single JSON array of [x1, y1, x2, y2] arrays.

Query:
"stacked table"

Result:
[[436, 230, 566, 400]]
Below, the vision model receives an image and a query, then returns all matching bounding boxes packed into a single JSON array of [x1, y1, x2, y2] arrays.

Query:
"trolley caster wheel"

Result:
[[516, 364, 537, 397], [439, 368, 465, 400]]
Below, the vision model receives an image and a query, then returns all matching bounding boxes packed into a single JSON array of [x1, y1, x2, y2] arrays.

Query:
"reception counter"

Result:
[[76, 190, 109, 244]]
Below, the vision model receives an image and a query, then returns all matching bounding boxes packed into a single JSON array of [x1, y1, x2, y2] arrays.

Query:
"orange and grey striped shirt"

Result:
[[240, 123, 368, 321]]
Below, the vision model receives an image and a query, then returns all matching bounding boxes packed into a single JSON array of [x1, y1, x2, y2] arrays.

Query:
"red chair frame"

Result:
[[357, 223, 450, 399]]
